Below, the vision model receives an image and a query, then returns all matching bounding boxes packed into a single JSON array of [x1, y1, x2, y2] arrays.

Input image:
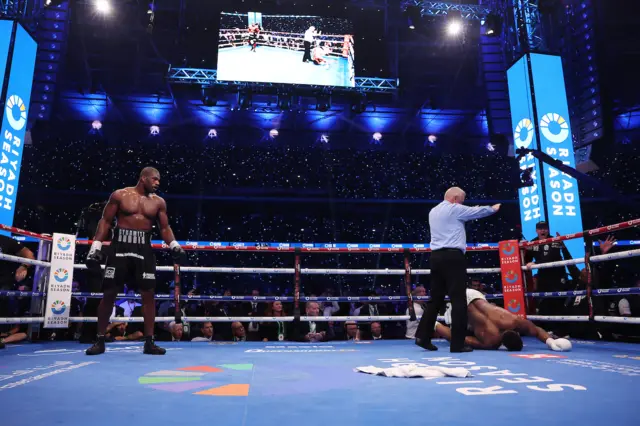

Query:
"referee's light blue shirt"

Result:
[[429, 201, 495, 253]]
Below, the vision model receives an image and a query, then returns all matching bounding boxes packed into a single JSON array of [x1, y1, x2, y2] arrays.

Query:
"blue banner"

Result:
[[0, 23, 37, 230], [530, 54, 585, 263], [507, 55, 546, 240]]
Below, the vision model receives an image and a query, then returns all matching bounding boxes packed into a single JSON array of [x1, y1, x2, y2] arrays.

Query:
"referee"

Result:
[[415, 187, 500, 353]]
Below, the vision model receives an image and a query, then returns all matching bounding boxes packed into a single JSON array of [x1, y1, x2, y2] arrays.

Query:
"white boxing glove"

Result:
[[443, 303, 452, 325], [546, 337, 572, 352]]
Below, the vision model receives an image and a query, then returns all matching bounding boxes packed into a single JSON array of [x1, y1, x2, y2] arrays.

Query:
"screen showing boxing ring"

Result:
[[217, 11, 355, 87]]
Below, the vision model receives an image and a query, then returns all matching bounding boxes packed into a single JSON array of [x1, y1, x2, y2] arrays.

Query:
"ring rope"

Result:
[[524, 249, 640, 271], [2, 219, 637, 252], [2, 314, 639, 325], [3, 288, 639, 301]]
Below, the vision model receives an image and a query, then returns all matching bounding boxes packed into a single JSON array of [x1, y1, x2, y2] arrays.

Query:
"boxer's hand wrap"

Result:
[[86, 241, 104, 274], [169, 240, 185, 263]]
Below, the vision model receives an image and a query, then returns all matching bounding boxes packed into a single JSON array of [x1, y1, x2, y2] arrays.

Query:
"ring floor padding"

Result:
[[1, 338, 639, 426]]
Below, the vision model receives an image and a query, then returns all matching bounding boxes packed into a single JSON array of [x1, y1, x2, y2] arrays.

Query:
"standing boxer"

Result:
[[85, 167, 185, 356]]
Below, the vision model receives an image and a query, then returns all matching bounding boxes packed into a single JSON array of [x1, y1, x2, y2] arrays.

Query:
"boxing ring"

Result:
[[1, 220, 639, 426], [217, 28, 355, 87]]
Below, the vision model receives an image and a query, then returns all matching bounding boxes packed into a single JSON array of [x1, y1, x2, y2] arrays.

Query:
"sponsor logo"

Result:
[[138, 365, 252, 396], [511, 354, 567, 359], [142, 273, 155, 280], [613, 355, 640, 361], [56, 236, 71, 251], [504, 271, 519, 284], [506, 299, 521, 313], [501, 243, 516, 256], [104, 267, 116, 279], [514, 118, 534, 148], [51, 300, 66, 315], [539, 113, 569, 143], [5, 94, 27, 131], [53, 268, 69, 283]]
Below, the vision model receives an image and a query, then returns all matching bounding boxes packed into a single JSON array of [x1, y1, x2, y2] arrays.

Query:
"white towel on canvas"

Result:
[[355, 365, 472, 378]]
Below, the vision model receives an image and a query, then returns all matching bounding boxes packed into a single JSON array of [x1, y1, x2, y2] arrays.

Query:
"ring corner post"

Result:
[[403, 248, 415, 321], [584, 235, 595, 323], [28, 235, 51, 340], [498, 239, 528, 319], [293, 248, 301, 321]]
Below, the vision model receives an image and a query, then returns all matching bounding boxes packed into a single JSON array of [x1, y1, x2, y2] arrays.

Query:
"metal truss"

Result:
[[400, 1, 491, 21], [0, 0, 43, 25], [167, 68, 398, 93], [513, 0, 545, 51]]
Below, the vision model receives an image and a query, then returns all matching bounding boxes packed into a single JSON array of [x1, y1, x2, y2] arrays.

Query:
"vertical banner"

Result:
[[0, 23, 37, 229], [498, 240, 527, 319], [44, 233, 76, 328], [507, 55, 546, 241], [530, 53, 585, 262]]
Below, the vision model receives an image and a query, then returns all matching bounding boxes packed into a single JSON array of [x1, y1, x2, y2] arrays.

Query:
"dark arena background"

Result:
[[0, 1, 639, 425]]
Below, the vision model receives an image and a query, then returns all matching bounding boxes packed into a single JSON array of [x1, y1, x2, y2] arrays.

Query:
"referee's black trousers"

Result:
[[417, 248, 468, 351]]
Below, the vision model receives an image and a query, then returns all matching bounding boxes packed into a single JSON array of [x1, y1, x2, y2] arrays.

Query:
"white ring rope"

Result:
[[3, 314, 639, 325], [528, 315, 640, 324], [0, 253, 50, 268], [524, 249, 640, 271]]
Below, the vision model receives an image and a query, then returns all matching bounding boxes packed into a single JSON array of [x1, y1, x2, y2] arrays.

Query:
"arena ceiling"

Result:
[[32, 0, 640, 145]]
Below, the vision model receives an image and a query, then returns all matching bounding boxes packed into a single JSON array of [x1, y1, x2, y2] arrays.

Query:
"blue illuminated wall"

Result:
[[0, 22, 38, 229], [507, 55, 546, 241], [530, 53, 585, 261]]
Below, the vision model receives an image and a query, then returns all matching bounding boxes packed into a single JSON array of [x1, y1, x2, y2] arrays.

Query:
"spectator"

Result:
[[192, 322, 216, 342], [294, 302, 332, 342], [261, 301, 290, 341], [159, 321, 187, 342], [231, 322, 247, 342], [370, 322, 383, 340]]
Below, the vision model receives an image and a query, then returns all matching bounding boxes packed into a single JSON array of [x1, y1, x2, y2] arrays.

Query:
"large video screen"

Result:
[[217, 12, 355, 87]]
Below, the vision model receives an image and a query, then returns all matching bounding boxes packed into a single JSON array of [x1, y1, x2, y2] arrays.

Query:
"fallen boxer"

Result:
[[433, 289, 572, 352]]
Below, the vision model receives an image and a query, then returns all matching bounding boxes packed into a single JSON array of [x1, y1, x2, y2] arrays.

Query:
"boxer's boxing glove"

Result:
[[546, 337, 572, 352]]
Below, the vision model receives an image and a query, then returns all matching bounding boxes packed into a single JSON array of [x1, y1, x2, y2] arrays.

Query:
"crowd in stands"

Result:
[[1, 142, 638, 347]]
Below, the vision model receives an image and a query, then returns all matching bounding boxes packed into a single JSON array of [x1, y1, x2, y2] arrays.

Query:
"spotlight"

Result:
[[92, 120, 102, 130], [446, 10, 463, 37], [95, 0, 111, 14], [372, 132, 382, 144], [45, 0, 64, 7], [484, 13, 502, 37], [149, 125, 160, 135], [208, 129, 218, 139], [405, 5, 422, 30], [269, 129, 279, 139], [447, 20, 462, 36]]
